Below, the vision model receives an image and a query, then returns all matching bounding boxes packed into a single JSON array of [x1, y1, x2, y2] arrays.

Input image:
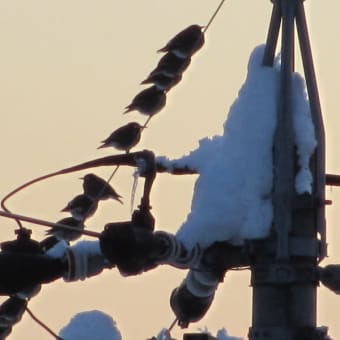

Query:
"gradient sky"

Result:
[[0, 1, 340, 339]]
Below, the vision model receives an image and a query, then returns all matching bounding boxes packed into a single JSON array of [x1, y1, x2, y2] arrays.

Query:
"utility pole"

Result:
[[249, 1, 327, 339]]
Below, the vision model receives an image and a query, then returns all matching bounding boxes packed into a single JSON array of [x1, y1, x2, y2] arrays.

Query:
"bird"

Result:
[[141, 72, 182, 92], [45, 217, 85, 242], [124, 86, 166, 117], [98, 122, 143, 153], [81, 173, 123, 203], [148, 52, 191, 78], [61, 194, 98, 221], [157, 24, 205, 58]]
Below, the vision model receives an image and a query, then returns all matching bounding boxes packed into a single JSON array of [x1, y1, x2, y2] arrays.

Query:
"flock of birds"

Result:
[[44, 24, 206, 248]]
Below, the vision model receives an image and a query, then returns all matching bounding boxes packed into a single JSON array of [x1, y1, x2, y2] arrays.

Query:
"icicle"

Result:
[[131, 169, 140, 214]]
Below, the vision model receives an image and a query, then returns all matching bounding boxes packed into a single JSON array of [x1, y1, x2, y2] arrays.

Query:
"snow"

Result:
[[216, 328, 243, 340], [157, 44, 316, 250], [292, 72, 317, 194], [59, 310, 122, 340], [59, 313, 242, 340]]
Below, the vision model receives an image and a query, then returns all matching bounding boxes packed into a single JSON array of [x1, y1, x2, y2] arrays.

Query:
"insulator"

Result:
[[0, 296, 27, 327], [154, 231, 201, 269], [170, 269, 220, 328], [63, 241, 110, 282]]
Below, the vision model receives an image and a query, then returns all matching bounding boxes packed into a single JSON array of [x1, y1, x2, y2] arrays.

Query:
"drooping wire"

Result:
[[168, 317, 178, 333], [25, 306, 64, 340], [203, 0, 226, 34], [0, 210, 101, 238], [0, 169, 67, 230]]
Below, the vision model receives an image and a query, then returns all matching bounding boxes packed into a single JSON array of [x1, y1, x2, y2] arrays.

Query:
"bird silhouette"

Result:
[[141, 72, 182, 92], [98, 122, 143, 153], [46, 217, 85, 242], [61, 194, 98, 221], [148, 52, 191, 78], [157, 24, 205, 58], [81, 173, 123, 203], [124, 86, 166, 117]]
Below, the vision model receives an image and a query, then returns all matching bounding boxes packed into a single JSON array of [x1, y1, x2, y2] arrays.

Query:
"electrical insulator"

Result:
[[63, 241, 111, 282], [170, 269, 220, 328], [154, 231, 201, 269]]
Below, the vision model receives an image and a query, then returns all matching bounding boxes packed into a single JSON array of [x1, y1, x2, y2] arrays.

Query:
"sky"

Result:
[[1, 1, 340, 339]]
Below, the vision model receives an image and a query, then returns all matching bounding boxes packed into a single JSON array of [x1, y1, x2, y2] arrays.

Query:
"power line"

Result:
[[203, 0, 226, 33]]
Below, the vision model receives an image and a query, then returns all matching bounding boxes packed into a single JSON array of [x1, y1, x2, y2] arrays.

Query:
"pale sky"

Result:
[[0, 1, 340, 339]]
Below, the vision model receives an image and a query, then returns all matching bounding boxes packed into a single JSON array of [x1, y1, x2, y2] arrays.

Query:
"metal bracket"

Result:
[[251, 263, 318, 285]]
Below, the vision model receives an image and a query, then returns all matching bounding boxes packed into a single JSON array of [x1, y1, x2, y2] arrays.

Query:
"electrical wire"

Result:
[[168, 317, 178, 333], [25, 306, 64, 340], [203, 0, 226, 33], [0, 210, 101, 238]]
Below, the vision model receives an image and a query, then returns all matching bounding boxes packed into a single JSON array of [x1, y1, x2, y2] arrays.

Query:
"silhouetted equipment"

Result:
[[170, 275, 216, 328], [100, 220, 162, 276], [170, 242, 249, 328], [183, 334, 217, 340], [0, 296, 27, 339], [0, 228, 65, 296], [249, 0, 328, 339]]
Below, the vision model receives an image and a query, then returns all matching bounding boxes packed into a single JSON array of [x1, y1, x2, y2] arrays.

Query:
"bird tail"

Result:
[[123, 106, 133, 114], [157, 46, 168, 53], [97, 143, 107, 149], [140, 77, 151, 85], [116, 196, 123, 204]]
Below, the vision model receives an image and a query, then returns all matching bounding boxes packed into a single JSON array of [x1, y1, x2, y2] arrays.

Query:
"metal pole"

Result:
[[295, 0, 327, 260], [262, 1, 282, 66], [273, 0, 296, 261], [250, 1, 324, 339]]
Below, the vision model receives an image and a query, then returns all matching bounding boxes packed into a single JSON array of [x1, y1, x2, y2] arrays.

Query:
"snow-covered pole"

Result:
[[250, 1, 328, 339], [273, 0, 296, 261], [295, 0, 326, 260]]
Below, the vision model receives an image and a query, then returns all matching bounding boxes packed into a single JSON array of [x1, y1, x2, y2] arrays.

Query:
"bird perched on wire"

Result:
[[124, 85, 166, 118], [61, 194, 98, 221], [81, 173, 123, 203], [98, 122, 143, 153], [148, 52, 191, 78], [157, 24, 205, 58], [45, 217, 85, 242], [141, 71, 182, 92]]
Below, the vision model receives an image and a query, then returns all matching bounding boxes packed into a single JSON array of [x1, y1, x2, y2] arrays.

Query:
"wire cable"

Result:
[[203, 0, 226, 33], [26, 306, 64, 340], [168, 317, 177, 333]]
